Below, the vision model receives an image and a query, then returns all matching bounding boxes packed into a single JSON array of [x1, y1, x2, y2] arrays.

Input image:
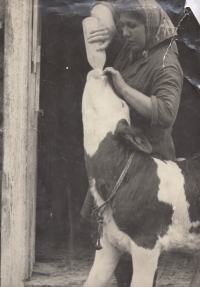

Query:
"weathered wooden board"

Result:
[[1, 0, 41, 286], [27, 0, 42, 278], [0, 0, 4, 29]]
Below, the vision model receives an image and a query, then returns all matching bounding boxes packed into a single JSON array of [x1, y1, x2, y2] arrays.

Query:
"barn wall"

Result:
[[1, 0, 41, 284], [0, 31, 3, 171], [172, 7, 200, 158], [0, 1, 4, 203]]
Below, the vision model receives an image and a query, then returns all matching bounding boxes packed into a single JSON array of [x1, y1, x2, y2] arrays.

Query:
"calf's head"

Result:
[[82, 69, 152, 156], [84, 69, 130, 123]]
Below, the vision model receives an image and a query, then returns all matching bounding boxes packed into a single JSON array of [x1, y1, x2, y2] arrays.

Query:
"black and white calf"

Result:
[[82, 69, 200, 287]]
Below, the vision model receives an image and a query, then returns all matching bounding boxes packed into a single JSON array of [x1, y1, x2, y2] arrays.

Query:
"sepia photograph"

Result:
[[0, 0, 200, 286]]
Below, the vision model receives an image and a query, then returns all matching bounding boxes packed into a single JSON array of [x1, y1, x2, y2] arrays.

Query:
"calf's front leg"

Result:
[[130, 241, 161, 287], [84, 233, 121, 287]]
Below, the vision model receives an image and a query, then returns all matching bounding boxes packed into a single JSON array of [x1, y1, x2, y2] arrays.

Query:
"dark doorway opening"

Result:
[[36, 1, 90, 242], [31, 2, 95, 285]]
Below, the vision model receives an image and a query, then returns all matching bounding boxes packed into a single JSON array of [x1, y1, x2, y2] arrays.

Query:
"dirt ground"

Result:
[[25, 234, 199, 287]]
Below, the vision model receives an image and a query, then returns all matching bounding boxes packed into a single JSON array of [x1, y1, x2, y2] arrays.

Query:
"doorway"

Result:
[[29, 1, 94, 285]]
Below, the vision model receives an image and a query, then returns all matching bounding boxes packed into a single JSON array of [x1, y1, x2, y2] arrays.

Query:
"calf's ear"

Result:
[[115, 119, 152, 154], [128, 133, 152, 154]]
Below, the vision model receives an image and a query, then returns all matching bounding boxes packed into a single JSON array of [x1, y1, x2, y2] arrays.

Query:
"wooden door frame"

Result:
[[1, 0, 41, 286]]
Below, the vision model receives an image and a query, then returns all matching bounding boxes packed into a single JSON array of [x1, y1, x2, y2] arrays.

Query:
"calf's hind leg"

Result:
[[130, 241, 161, 287], [84, 233, 121, 287]]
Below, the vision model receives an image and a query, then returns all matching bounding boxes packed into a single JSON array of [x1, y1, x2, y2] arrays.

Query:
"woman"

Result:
[[90, 0, 183, 161], [81, 0, 185, 286]]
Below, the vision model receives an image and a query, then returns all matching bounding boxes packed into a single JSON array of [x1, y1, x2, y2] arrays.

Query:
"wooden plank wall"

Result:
[[1, 0, 41, 286], [0, 0, 4, 29], [26, 0, 42, 278]]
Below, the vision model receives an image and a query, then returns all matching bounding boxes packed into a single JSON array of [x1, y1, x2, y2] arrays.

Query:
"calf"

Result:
[[82, 69, 200, 287]]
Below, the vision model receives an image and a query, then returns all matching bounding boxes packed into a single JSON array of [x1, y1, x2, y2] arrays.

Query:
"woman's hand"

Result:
[[88, 24, 115, 51], [103, 67, 127, 96]]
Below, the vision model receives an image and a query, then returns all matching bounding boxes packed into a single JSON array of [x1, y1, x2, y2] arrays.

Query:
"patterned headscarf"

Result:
[[116, 0, 177, 50]]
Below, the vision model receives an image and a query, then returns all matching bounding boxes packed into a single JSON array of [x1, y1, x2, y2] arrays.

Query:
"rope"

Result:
[[191, 153, 200, 160], [92, 152, 135, 250]]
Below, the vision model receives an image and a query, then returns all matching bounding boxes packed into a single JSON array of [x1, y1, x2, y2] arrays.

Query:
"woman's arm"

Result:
[[104, 62, 183, 129], [104, 67, 152, 121]]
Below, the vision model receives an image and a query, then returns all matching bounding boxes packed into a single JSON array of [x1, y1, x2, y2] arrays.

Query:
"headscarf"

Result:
[[116, 0, 177, 51]]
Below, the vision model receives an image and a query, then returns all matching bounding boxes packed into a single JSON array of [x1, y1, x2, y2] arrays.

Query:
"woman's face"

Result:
[[120, 12, 146, 53]]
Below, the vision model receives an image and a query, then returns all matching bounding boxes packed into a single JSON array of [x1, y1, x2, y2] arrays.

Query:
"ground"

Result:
[[25, 234, 199, 287]]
